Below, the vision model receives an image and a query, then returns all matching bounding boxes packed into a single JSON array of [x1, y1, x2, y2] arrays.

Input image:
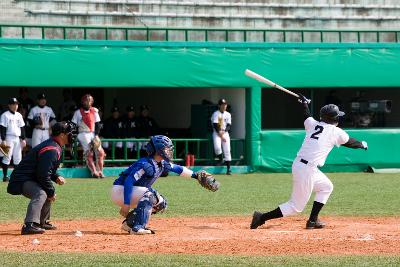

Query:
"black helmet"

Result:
[[320, 104, 345, 124]]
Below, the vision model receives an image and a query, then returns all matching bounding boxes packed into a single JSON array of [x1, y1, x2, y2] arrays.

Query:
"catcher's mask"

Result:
[[51, 121, 78, 152], [146, 135, 174, 162], [320, 104, 345, 124]]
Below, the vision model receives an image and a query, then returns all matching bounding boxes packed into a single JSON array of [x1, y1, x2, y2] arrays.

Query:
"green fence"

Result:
[[62, 138, 245, 165], [1, 24, 399, 43]]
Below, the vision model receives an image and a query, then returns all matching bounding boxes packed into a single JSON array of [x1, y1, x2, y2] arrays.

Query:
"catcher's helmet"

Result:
[[146, 135, 174, 162], [52, 121, 78, 141], [320, 104, 345, 124], [81, 94, 94, 105]]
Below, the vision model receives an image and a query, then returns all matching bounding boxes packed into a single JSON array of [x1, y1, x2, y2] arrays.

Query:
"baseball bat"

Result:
[[244, 69, 311, 103]]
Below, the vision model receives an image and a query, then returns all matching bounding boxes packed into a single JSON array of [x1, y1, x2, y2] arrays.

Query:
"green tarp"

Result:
[[1, 39, 400, 172], [259, 128, 400, 172], [1, 39, 400, 87]]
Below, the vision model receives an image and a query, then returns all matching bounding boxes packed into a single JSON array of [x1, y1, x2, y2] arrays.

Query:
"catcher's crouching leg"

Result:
[[125, 191, 156, 235], [85, 150, 99, 178]]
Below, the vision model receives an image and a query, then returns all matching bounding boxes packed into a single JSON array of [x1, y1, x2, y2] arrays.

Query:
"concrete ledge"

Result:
[[57, 166, 252, 178]]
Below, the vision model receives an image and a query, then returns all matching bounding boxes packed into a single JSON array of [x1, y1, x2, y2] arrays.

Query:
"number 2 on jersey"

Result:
[[310, 125, 324, 140]]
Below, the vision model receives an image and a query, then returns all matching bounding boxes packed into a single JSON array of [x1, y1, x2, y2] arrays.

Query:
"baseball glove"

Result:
[[0, 142, 10, 156], [91, 136, 102, 150], [195, 170, 220, 192], [33, 116, 43, 128]]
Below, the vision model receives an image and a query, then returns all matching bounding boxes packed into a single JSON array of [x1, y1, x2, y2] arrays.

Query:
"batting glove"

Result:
[[361, 141, 368, 150]]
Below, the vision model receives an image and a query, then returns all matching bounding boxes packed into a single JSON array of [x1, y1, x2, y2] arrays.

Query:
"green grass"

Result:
[[0, 172, 399, 222], [0, 252, 399, 267], [1, 173, 399, 266]]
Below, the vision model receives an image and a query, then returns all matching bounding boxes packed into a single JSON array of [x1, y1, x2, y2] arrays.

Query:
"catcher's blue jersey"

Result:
[[113, 157, 187, 205]]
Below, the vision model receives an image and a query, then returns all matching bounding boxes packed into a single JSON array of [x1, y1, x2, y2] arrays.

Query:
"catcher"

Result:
[[111, 135, 220, 235], [71, 94, 106, 178]]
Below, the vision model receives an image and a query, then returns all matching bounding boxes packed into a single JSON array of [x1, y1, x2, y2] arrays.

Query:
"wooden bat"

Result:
[[244, 69, 311, 103]]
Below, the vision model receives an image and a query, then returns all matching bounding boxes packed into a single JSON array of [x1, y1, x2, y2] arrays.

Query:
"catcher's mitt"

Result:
[[33, 115, 43, 128], [0, 143, 10, 159], [91, 136, 102, 150], [195, 170, 220, 192]]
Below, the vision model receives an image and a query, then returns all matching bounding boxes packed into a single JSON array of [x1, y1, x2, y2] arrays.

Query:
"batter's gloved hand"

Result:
[[361, 141, 368, 150], [195, 170, 220, 192], [297, 94, 311, 104]]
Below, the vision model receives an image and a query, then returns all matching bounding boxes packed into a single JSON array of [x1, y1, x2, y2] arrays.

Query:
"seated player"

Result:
[[111, 135, 220, 235]]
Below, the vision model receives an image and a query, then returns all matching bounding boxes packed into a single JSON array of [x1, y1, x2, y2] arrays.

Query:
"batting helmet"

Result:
[[320, 104, 345, 124], [146, 135, 174, 162]]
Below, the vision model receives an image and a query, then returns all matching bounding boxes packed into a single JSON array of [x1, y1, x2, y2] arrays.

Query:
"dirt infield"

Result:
[[1, 216, 399, 255]]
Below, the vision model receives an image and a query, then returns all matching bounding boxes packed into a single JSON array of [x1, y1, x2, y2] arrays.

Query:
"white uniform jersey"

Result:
[[211, 110, 231, 132], [72, 108, 100, 133], [28, 106, 56, 129], [0, 111, 25, 137], [297, 117, 349, 167]]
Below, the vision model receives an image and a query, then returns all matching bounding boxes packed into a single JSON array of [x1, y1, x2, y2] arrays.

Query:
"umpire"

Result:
[[7, 121, 77, 235]]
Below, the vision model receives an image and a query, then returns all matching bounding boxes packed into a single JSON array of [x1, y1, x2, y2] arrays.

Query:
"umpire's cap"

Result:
[[51, 121, 78, 137], [8, 97, 19, 105], [218, 98, 227, 105]]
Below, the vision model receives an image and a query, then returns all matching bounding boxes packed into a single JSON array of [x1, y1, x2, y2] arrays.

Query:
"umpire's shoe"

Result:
[[40, 221, 57, 230], [250, 211, 265, 229], [21, 223, 45, 235], [306, 219, 326, 229]]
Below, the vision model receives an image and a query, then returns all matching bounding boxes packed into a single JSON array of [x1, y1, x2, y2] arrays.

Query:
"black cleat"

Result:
[[40, 221, 57, 230], [306, 219, 326, 229], [250, 211, 265, 229], [226, 170, 232, 175], [3, 176, 9, 182], [21, 223, 45, 235]]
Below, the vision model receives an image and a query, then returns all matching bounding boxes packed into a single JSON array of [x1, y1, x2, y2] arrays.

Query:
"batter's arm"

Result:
[[298, 94, 312, 119], [342, 138, 368, 150]]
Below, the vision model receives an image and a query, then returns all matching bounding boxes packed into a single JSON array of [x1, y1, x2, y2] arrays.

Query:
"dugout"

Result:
[[1, 38, 400, 173]]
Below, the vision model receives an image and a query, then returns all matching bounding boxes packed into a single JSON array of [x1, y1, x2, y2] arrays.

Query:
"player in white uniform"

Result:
[[251, 94, 368, 230], [27, 93, 56, 148], [211, 98, 232, 175], [0, 98, 26, 182], [72, 94, 105, 178]]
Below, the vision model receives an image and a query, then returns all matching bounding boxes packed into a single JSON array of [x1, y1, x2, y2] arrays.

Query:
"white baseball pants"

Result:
[[2, 135, 22, 165], [279, 158, 334, 217], [111, 185, 148, 209], [31, 128, 50, 148], [77, 132, 95, 152], [212, 132, 231, 161]]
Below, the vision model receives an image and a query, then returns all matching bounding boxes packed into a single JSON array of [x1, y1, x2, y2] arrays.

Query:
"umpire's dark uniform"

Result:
[[7, 122, 76, 235]]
